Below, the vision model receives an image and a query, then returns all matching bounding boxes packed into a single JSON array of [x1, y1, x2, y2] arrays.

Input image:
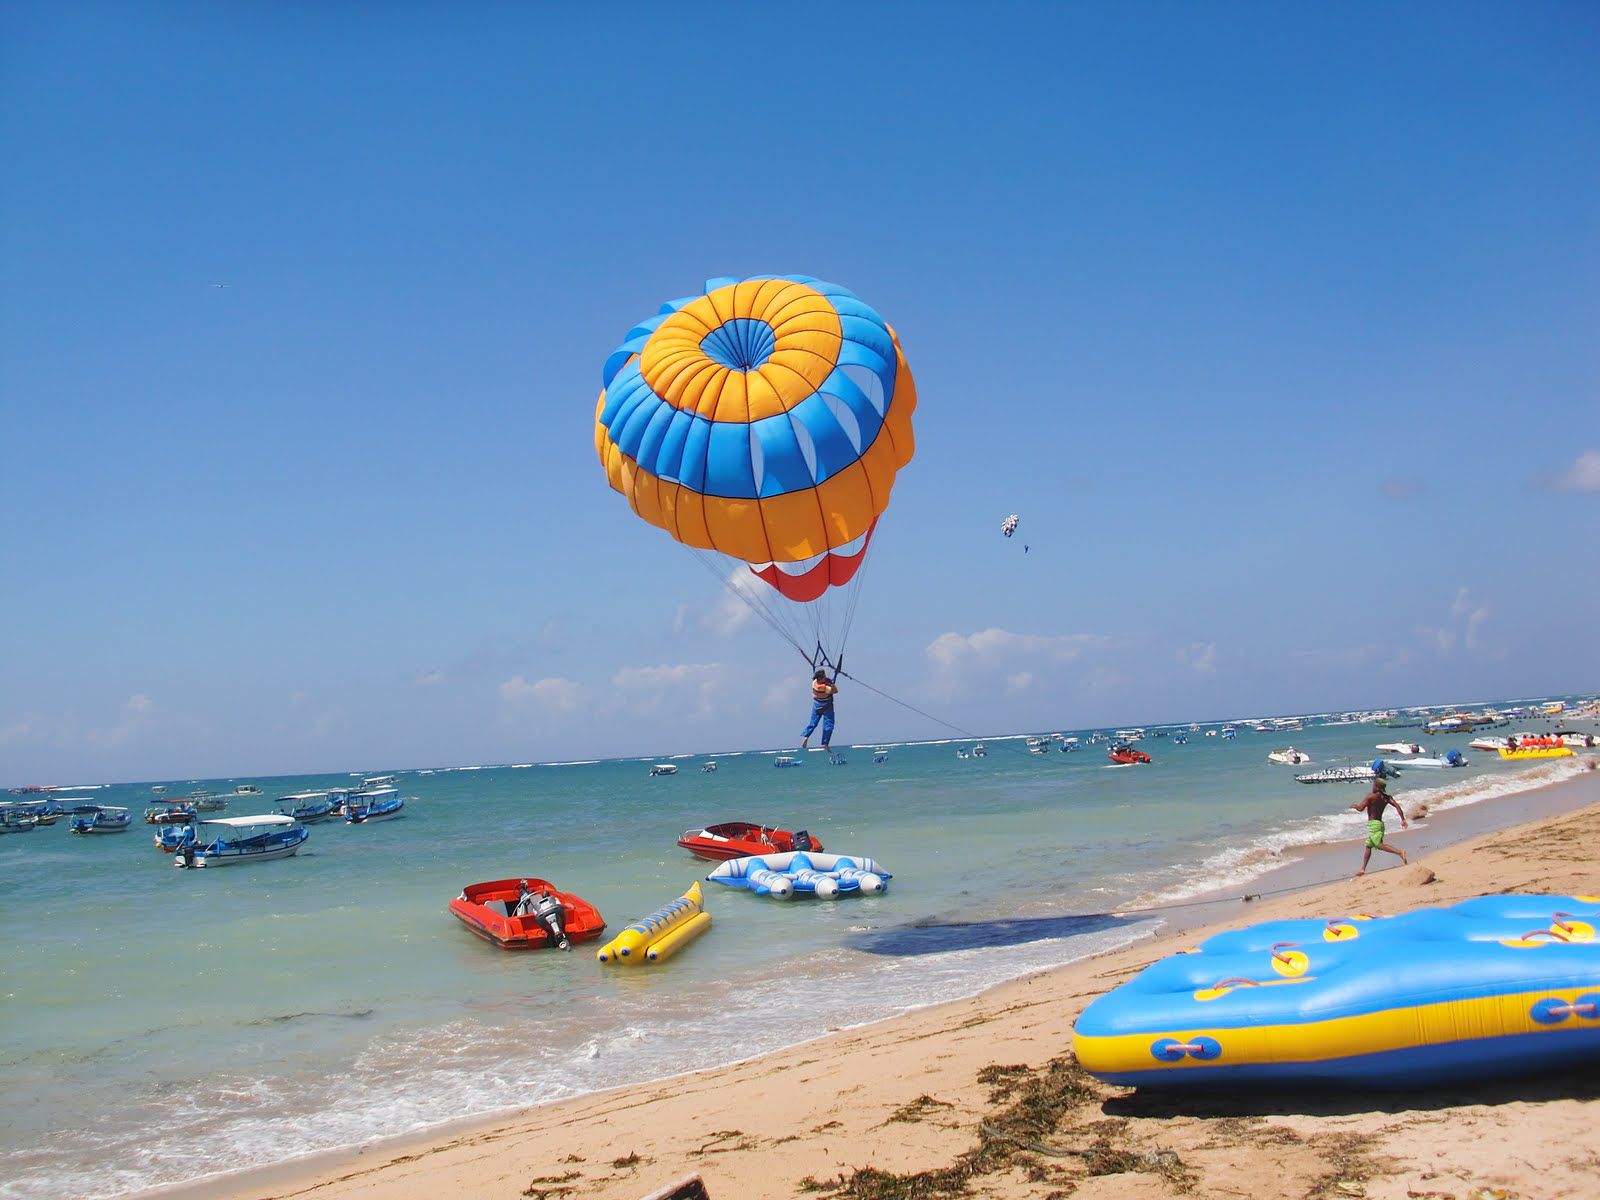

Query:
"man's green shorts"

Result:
[[1365, 819, 1386, 849]]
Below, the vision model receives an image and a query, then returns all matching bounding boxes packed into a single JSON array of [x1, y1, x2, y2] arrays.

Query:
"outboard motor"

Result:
[[1446, 749, 1463, 766], [792, 829, 813, 853], [529, 892, 570, 951], [1371, 758, 1386, 777], [177, 842, 197, 870]]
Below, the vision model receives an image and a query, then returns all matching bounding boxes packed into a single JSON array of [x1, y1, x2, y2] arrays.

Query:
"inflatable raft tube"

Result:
[[1073, 895, 1600, 1088], [706, 851, 890, 899], [597, 882, 705, 965]]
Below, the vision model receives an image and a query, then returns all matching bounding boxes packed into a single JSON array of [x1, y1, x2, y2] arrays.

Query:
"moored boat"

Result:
[[677, 822, 820, 861], [154, 824, 197, 853], [0, 807, 39, 834], [1267, 747, 1311, 765], [1375, 742, 1424, 756], [344, 788, 405, 823], [1296, 761, 1398, 784], [772, 755, 801, 768], [449, 878, 606, 950], [648, 763, 679, 776], [69, 806, 132, 834], [1109, 745, 1152, 765], [176, 814, 307, 867], [144, 804, 198, 825], [277, 791, 335, 823], [1403, 750, 1468, 769]]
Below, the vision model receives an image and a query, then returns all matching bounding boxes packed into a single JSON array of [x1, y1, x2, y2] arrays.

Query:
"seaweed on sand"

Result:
[[799, 1056, 1189, 1198]]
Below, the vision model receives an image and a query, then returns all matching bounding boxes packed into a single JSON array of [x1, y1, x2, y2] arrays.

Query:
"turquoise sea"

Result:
[[1, 702, 1595, 1200]]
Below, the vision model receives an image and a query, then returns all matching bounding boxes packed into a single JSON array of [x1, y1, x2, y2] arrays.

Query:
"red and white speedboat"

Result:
[[1108, 746, 1152, 765], [677, 822, 821, 861], [448, 879, 606, 950]]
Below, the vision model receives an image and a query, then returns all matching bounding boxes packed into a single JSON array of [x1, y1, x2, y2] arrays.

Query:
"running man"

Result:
[[1349, 777, 1408, 876], [799, 669, 838, 752]]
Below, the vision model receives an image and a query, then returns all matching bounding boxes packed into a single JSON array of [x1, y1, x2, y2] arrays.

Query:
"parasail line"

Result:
[[833, 668, 984, 741]]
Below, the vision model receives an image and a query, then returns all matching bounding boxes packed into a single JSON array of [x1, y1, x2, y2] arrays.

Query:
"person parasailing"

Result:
[[592, 274, 917, 740], [800, 668, 839, 752]]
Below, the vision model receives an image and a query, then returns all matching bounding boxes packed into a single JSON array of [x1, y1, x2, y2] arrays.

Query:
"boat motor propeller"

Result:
[[530, 892, 571, 951]]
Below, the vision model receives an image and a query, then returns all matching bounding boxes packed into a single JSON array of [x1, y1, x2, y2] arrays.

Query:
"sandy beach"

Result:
[[159, 764, 1600, 1200]]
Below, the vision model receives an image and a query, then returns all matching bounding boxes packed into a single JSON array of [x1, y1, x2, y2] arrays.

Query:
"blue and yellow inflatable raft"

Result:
[[1073, 895, 1600, 1088]]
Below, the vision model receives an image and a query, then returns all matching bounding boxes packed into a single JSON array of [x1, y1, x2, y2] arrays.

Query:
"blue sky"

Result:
[[2, 2, 1596, 782]]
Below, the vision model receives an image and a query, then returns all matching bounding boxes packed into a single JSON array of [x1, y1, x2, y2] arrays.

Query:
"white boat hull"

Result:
[[191, 843, 303, 867]]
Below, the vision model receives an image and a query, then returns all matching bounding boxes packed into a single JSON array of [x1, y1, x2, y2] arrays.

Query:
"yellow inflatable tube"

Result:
[[597, 882, 705, 965], [647, 910, 712, 962]]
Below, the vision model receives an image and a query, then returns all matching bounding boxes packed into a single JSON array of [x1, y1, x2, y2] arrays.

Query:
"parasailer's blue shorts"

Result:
[[803, 701, 835, 745]]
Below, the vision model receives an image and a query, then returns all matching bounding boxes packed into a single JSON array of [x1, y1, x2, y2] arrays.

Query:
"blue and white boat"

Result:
[[69, 806, 132, 834], [155, 824, 197, 853], [344, 788, 405, 824], [773, 756, 801, 769], [0, 806, 39, 834], [277, 791, 336, 823], [176, 814, 307, 868]]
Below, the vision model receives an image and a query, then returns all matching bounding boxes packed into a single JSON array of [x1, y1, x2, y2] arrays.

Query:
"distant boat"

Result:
[[177, 815, 307, 867], [829, 753, 848, 766], [277, 791, 336, 823], [69, 806, 132, 834], [649, 764, 679, 777], [0, 807, 39, 834], [1295, 764, 1395, 784], [344, 789, 406, 823], [972, 743, 987, 757], [233, 784, 262, 796], [361, 775, 399, 788], [1376, 742, 1423, 756], [1267, 747, 1311, 765], [773, 756, 801, 769], [699, 762, 718, 774], [872, 748, 889, 764]]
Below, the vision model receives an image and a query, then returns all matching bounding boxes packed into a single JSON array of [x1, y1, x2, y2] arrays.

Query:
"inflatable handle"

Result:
[[1519, 929, 1571, 943], [1551, 913, 1578, 934], [1211, 977, 1262, 992], [1549, 1002, 1598, 1017], [1270, 941, 1300, 965]]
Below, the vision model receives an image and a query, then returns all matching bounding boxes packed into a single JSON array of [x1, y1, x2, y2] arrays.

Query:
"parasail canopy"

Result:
[[595, 277, 916, 649]]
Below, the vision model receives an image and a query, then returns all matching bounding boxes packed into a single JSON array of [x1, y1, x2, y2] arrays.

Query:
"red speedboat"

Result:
[[449, 879, 606, 950], [677, 822, 821, 861], [1108, 746, 1152, 765]]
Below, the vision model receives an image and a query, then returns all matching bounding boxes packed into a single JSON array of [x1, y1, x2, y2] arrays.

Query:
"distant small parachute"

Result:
[[1001, 514, 1020, 538]]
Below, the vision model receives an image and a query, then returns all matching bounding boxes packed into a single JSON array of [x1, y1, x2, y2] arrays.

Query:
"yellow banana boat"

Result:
[[597, 882, 709, 965]]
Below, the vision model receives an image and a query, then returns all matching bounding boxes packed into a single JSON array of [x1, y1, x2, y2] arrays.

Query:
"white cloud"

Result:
[[1549, 449, 1600, 493], [414, 669, 445, 687], [500, 675, 587, 715], [1419, 587, 1498, 659], [926, 628, 1111, 699], [86, 694, 155, 749], [609, 662, 729, 718], [1175, 641, 1218, 675], [705, 568, 762, 637]]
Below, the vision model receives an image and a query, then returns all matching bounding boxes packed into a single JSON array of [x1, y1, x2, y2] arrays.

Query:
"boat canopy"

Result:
[[199, 814, 297, 828], [278, 791, 330, 801]]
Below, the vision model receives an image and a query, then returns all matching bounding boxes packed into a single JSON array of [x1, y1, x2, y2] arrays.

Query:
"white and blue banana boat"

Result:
[[1073, 894, 1600, 1089], [707, 850, 890, 900]]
